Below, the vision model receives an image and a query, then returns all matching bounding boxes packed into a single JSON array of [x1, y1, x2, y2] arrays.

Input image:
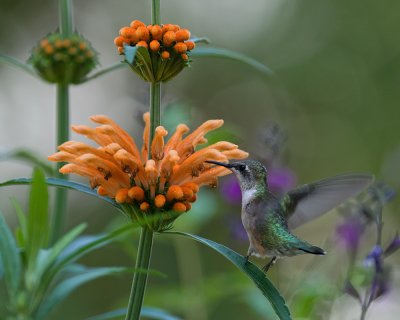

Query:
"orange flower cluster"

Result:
[[48, 113, 248, 230], [114, 20, 195, 61]]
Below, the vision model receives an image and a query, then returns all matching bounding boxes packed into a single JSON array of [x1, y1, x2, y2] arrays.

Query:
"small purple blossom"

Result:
[[336, 217, 364, 251], [365, 245, 384, 272], [268, 166, 297, 195], [220, 175, 241, 204]]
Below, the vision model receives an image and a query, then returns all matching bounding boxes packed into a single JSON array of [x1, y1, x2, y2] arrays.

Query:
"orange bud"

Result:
[[187, 194, 197, 203], [128, 186, 145, 201], [136, 40, 148, 49], [136, 26, 150, 42], [181, 186, 194, 200], [162, 24, 177, 33], [114, 36, 128, 47], [62, 39, 71, 47], [119, 26, 131, 36], [163, 31, 176, 47], [184, 202, 192, 211], [181, 53, 189, 61], [78, 42, 87, 50], [115, 188, 129, 203], [175, 29, 191, 42], [150, 25, 163, 40], [130, 20, 146, 29], [185, 41, 195, 51], [173, 202, 187, 213], [174, 42, 187, 54], [149, 40, 160, 52], [40, 39, 49, 48], [182, 182, 199, 193], [55, 39, 63, 48], [154, 194, 166, 208], [118, 46, 124, 54], [161, 51, 170, 60], [43, 44, 54, 54], [97, 186, 108, 196], [140, 202, 150, 212], [147, 25, 153, 31], [166, 185, 184, 202], [68, 47, 78, 55], [122, 27, 139, 42]]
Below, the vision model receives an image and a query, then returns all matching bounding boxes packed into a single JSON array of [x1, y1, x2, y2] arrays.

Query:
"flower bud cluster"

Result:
[[30, 32, 98, 84], [114, 20, 196, 83]]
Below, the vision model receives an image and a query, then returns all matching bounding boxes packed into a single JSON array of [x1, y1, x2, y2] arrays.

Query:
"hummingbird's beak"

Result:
[[205, 160, 233, 168]]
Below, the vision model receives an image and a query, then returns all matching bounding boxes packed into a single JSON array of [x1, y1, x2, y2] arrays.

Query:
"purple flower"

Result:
[[268, 166, 297, 195], [365, 245, 384, 272], [384, 233, 400, 257], [228, 217, 248, 242], [336, 217, 364, 251], [220, 175, 242, 204]]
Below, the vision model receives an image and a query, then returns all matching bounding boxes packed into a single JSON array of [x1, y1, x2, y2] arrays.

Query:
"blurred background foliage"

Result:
[[1, 0, 399, 319]]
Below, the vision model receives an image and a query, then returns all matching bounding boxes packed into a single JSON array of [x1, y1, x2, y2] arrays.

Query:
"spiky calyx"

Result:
[[29, 32, 98, 84]]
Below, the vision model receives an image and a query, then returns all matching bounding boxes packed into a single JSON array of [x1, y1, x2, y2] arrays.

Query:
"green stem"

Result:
[[59, 0, 74, 37], [124, 2, 161, 319], [151, 0, 161, 25], [125, 227, 154, 320], [51, 84, 69, 243], [149, 82, 161, 146]]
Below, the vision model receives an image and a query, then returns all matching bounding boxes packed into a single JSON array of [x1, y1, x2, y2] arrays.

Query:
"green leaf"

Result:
[[41, 223, 135, 290], [32, 224, 87, 283], [35, 267, 131, 320], [27, 168, 49, 263], [10, 197, 28, 247], [0, 212, 21, 298], [191, 47, 274, 77], [0, 148, 55, 175], [165, 232, 291, 320], [87, 307, 182, 320], [190, 37, 210, 44], [0, 54, 38, 78], [124, 45, 139, 65], [0, 177, 120, 209], [79, 63, 127, 83]]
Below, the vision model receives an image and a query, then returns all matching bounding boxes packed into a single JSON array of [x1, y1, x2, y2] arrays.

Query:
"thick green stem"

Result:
[[59, 0, 74, 37], [52, 84, 69, 243], [149, 82, 161, 146], [151, 0, 161, 25], [125, 2, 161, 319], [125, 227, 154, 320]]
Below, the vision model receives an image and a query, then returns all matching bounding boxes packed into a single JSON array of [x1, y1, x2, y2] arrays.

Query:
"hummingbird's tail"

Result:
[[298, 243, 326, 255]]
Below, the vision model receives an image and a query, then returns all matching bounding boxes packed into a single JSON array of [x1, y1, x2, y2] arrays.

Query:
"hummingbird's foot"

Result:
[[244, 255, 250, 265], [262, 256, 277, 273]]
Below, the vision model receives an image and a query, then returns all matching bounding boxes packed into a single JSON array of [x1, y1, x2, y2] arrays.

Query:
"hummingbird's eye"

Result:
[[238, 164, 246, 171]]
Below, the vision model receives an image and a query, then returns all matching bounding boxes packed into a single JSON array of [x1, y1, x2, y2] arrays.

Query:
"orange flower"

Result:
[[114, 19, 201, 83], [48, 113, 248, 230]]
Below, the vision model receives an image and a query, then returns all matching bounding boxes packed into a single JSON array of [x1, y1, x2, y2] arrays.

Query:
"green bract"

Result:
[[29, 32, 98, 84]]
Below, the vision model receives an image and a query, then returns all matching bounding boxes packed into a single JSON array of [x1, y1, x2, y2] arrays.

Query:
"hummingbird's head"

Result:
[[206, 159, 267, 191]]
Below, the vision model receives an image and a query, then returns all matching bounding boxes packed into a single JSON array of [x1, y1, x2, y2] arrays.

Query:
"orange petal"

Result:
[[142, 112, 150, 162], [186, 166, 231, 187], [58, 141, 115, 162], [151, 126, 168, 161], [176, 119, 224, 160], [164, 124, 189, 153], [90, 115, 141, 160], [223, 149, 249, 159], [72, 125, 113, 146]]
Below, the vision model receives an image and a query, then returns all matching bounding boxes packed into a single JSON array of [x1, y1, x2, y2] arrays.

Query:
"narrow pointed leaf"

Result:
[[190, 37, 210, 44], [27, 168, 49, 262], [10, 197, 27, 247], [0, 212, 21, 297], [124, 45, 139, 65], [166, 232, 291, 320], [0, 54, 38, 78], [0, 177, 119, 209], [87, 307, 182, 320], [191, 47, 274, 76], [35, 267, 131, 320]]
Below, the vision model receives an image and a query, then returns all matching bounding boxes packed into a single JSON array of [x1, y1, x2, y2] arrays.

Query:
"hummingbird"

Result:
[[206, 159, 373, 272]]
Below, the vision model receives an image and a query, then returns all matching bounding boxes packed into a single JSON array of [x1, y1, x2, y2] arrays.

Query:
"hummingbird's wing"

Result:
[[282, 174, 373, 229]]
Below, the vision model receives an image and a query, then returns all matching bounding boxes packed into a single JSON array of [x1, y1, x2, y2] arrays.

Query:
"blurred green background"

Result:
[[1, 0, 399, 319]]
